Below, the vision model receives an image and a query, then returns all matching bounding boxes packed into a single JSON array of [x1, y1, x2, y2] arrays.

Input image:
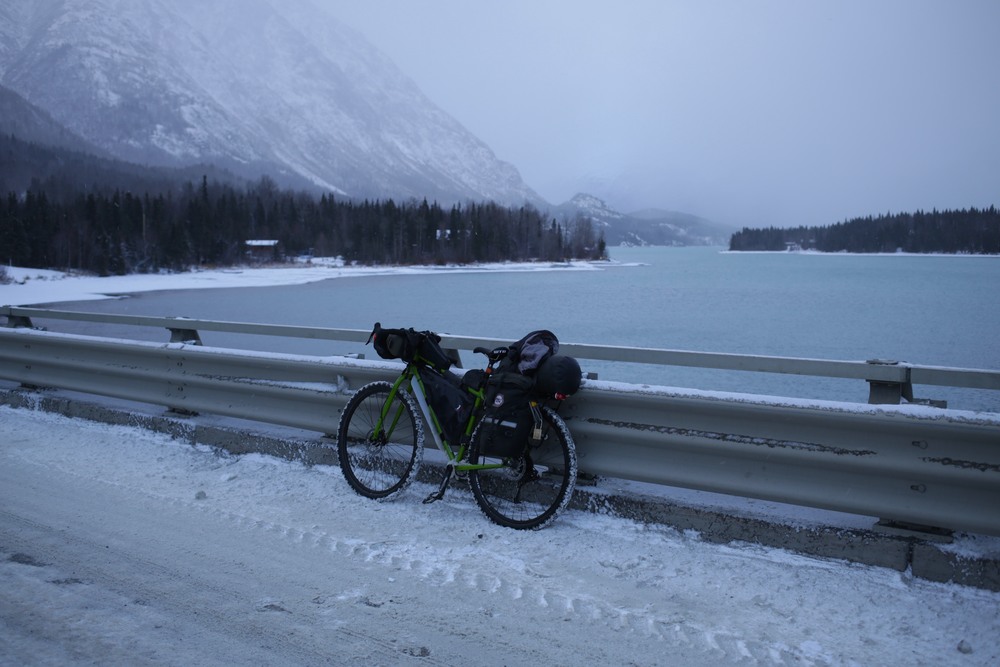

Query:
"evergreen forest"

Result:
[[0, 137, 607, 276], [728, 208, 1000, 254]]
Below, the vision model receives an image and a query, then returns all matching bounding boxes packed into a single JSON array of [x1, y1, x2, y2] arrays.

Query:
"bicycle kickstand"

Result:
[[422, 464, 455, 504]]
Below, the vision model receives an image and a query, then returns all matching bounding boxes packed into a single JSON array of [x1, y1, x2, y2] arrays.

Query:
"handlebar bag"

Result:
[[369, 322, 453, 371]]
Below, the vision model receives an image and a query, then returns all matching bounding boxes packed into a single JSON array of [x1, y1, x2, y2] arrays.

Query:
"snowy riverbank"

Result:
[[0, 258, 613, 307]]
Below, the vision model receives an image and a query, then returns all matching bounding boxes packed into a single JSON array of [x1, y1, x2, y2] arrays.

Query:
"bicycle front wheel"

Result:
[[468, 407, 577, 530], [337, 381, 424, 499]]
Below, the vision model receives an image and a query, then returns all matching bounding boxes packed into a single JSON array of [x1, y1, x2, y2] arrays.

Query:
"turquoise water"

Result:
[[52, 247, 1000, 411]]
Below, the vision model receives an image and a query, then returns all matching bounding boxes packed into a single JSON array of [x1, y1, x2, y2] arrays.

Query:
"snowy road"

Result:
[[2, 406, 998, 666]]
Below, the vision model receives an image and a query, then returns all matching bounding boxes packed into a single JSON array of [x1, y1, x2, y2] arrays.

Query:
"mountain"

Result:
[[626, 207, 735, 246], [555, 194, 731, 246], [0, 82, 252, 197], [0, 85, 105, 155], [0, 0, 542, 206]]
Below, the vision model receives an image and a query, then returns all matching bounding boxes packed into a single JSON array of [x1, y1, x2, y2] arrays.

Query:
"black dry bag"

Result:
[[474, 372, 540, 458]]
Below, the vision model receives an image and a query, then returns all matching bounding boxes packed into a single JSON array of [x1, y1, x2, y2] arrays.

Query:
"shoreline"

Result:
[[0, 257, 624, 307]]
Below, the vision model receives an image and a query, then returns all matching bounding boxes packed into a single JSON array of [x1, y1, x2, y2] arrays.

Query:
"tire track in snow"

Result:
[[118, 487, 820, 663], [8, 442, 830, 665]]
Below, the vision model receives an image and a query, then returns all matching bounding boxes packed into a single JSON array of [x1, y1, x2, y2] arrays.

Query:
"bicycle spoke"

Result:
[[337, 381, 423, 499], [468, 407, 576, 530]]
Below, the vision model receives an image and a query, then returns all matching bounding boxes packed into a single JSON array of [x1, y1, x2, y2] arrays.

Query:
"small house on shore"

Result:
[[244, 239, 282, 263]]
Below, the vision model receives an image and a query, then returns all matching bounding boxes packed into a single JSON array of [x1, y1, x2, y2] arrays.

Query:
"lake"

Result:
[[47, 247, 1000, 412]]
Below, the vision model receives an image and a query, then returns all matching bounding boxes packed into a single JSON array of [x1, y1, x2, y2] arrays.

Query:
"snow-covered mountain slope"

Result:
[[0, 84, 104, 154], [0, 0, 542, 206], [555, 193, 732, 246]]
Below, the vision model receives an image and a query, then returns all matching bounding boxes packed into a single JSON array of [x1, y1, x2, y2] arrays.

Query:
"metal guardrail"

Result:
[[5, 305, 1000, 403], [2, 306, 999, 537]]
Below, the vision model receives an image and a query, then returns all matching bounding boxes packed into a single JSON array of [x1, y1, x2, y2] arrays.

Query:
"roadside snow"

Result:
[[2, 405, 998, 665]]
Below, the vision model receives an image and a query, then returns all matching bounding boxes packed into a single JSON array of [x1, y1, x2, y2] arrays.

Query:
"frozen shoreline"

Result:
[[0, 257, 620, 307]]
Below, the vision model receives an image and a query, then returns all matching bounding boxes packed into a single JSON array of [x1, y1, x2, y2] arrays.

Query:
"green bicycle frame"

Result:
[[378, 363, 505, 472]]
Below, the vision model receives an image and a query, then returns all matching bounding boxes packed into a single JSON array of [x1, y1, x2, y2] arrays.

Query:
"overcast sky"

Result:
[[316, 1, 999, 229]]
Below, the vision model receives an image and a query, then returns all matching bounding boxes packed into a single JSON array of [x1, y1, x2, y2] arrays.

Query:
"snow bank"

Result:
[[0, 258, 619, 307]]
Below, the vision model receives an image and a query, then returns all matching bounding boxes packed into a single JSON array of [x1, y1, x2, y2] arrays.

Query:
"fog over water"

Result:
[[316, 1, 1000, 230]]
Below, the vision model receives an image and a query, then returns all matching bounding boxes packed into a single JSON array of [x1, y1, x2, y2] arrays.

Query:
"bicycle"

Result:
[[336, 323, 580, 530]]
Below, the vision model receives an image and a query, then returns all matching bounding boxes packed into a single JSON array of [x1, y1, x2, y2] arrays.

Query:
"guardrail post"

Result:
[[866, 361, 948, 408], [866, 359, 912, 405], [2, 312, 34, 329], [167, 325, 203, 345]]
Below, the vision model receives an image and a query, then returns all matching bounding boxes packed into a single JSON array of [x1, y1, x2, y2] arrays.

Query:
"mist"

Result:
[[315, 0, 1000, 229]]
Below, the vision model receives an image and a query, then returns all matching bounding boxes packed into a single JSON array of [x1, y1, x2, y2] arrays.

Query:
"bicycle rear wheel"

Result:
[[468, 407, 577, 530], [337, 381, 424, 499]]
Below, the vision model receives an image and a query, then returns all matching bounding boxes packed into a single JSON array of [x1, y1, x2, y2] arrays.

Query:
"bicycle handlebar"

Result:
[[474, 346, 510, 364]]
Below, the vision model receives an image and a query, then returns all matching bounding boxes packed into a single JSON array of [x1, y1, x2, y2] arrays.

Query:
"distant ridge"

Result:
[[554, 194, 731, 246], [728, 207, 1000, 254]]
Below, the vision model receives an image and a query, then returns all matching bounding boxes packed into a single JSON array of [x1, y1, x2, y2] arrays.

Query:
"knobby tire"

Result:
[[337, 381, 424, 500], [468, 406, 577, 530]]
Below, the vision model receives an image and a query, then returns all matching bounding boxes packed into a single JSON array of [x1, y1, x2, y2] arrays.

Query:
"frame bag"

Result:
[[421, 368, 474, 446]]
